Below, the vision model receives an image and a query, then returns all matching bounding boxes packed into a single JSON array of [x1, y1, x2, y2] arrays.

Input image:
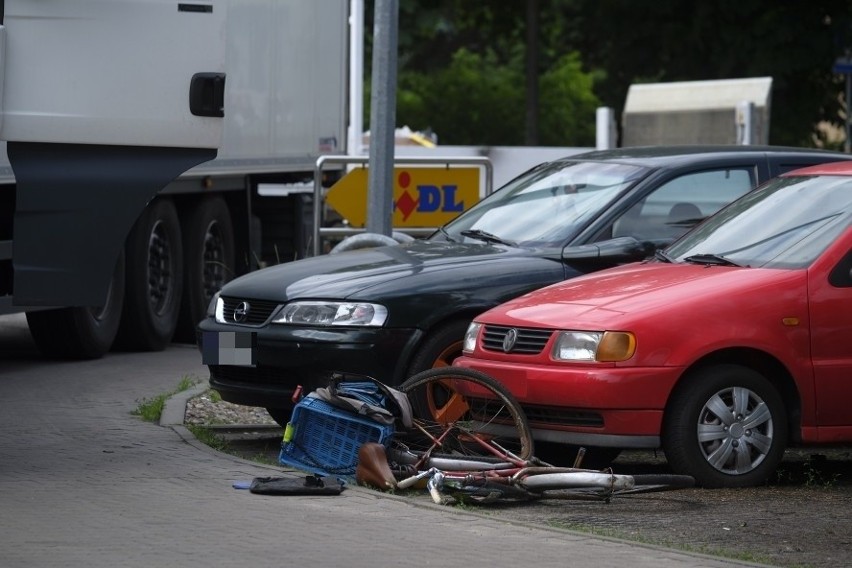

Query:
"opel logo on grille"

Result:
[[233, 301, 251, 323], [502, 328, 519, 353]]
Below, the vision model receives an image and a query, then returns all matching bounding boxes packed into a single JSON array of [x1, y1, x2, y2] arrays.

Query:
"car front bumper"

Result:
[[197, 318, 419, 410], [453, 355, 684, 449]]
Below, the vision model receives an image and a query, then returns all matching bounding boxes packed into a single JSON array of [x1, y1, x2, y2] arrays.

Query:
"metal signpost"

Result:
[[835, 55, 852, 154]]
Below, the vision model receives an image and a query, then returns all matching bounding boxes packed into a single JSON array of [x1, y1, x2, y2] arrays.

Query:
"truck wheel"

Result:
[[174, 197, 235, 343], [115, 198, 184, 351], [26, 249, 125, 359], [663, 364, 788, 488], [406, 319, 471, 376]]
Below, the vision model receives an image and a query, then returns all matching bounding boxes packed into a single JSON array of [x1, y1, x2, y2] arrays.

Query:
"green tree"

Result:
[[365, 0, 852, 148], [574, 0, 852, 147], [365, 0, 600, 146]]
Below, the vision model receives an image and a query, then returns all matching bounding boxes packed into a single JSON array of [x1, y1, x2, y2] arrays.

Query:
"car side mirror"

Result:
[[562, 236, 673, 264]]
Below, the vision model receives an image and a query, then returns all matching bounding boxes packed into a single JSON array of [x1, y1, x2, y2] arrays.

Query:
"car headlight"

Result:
[[552, 330, 635, 362], [463, 322, 482, 352], [207, 291, 223, 319], [271, 301, 388, 327]]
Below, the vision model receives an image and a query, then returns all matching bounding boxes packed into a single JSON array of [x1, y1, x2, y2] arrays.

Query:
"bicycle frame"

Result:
[[392, 418, 636, 504]]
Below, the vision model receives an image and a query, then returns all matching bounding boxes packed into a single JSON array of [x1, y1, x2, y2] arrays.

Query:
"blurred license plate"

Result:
[[201, 331, 256, 366]]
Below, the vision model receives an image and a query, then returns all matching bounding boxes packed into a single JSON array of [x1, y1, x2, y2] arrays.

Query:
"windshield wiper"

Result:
[[438, 227, 456, 242], [459, 229, 516, 247], [683, 253, 742, 267]]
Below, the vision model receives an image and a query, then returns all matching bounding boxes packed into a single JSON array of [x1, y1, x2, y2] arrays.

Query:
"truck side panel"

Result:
[[0, 0, 227, 307], [9, 142, 213, 306]]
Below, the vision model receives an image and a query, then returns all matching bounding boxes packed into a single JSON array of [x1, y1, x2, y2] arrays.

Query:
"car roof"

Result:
[[783, 159, 852, 176], [559, 145, 849, 168]]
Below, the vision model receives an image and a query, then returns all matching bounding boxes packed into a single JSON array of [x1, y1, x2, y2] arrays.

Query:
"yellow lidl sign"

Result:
[[326, 166, 482, 227]]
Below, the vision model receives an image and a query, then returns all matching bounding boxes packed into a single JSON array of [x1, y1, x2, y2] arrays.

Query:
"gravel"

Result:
[[184, 390, 278, 426]]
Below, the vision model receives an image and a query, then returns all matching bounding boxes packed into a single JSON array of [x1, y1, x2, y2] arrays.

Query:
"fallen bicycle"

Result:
[[277, 367, 694, 505]]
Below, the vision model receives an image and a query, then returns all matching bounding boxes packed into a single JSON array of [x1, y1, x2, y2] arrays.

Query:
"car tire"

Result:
[[406, 319, 471, 376], [663, 364, 788, 488], [115, 198, 184, 351], [174, 197, 235, 343], [26, 250, 126, 359]]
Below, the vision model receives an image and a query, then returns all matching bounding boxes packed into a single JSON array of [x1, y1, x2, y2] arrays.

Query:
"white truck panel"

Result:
[[202, 0, 348, 173], [0, 0, 226, 149]]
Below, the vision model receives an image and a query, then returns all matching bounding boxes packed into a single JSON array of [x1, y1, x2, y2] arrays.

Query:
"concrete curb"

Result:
[[160, 381, 209, 427]]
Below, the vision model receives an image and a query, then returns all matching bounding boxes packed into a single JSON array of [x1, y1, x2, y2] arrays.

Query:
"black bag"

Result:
[[249, 475, 345, 496]]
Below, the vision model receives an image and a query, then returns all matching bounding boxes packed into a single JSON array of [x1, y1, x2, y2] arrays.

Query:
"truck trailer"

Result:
[[0, 0, 348, 357]]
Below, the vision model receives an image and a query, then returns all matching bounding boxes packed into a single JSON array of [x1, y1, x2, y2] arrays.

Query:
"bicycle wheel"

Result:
[[397, 367, 534, 464], [538, 473, 695, 501], [613, 474, 695, 495]]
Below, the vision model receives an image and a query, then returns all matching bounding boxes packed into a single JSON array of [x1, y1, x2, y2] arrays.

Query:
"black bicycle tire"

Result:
[[398, 367, 535, 462]]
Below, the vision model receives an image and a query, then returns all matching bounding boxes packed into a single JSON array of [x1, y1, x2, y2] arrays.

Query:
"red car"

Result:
[[455, 160, 852, 488]]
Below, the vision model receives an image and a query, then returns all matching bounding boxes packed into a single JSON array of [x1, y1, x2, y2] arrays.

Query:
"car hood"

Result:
[[219, 239, 561, 301], [478, 261, 798, 328]]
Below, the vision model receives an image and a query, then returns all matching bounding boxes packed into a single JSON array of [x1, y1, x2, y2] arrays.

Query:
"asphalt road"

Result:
[[0, 313, 759, 568]]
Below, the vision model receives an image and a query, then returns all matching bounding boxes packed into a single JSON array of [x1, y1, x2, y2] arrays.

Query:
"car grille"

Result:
[[210, 364, 283, 385], [210, 365, 330, 390], [467, 396, 518, 422], [220, 297, 281, 326], [522, 404, 604, 427], [481, 325, 552, 354], [468, 398, 602, 428]]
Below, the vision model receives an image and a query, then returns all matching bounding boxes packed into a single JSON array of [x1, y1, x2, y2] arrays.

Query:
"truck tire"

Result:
[[26, 249, 125, 359], [174, 197, 235, 343], [115, 198, 184, 351]]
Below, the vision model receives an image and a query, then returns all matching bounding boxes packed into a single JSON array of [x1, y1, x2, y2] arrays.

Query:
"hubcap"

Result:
[[696, 386, 774, 475]]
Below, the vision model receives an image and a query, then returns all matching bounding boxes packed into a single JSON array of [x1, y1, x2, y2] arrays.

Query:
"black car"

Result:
[[197, 145, 850, 426]]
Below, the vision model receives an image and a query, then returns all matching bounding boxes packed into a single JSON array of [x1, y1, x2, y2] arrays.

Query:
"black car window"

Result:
[[607, 168, 755, 241], [438, 160, 646, 247], [829, 249, 852, 288]]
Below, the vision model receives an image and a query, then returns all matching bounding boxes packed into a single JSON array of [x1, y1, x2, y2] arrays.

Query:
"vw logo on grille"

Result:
[[502, 328, 519, 353], [233, 301, 251, 323]]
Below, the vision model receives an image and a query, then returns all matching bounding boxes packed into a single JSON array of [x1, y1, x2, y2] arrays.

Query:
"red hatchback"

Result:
[[455, 161, 852, 487]]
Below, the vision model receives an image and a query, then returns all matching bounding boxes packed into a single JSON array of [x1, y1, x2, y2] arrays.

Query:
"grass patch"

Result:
[[184, 425, 281, 464], [132, 375, 201, 422], [186, 424, 229, 452], [545, 521, 774, 565]]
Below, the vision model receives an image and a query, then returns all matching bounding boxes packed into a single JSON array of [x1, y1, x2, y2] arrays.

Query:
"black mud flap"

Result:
[[9, 141, 215, 307]]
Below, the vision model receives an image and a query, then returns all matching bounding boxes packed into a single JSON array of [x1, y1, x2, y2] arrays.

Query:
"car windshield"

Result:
[[666, 174, 852, 269], [434, 160, 647, 247]]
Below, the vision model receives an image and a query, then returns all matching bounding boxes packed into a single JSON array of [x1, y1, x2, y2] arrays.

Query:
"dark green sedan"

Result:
[[197, 145, 850, 427]]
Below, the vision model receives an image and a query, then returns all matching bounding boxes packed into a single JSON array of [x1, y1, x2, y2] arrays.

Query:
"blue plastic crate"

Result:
[[278, 395, 394, 478]]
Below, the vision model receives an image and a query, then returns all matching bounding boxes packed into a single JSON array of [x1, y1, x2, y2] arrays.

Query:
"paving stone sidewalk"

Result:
[[0, 323, 767, 568]]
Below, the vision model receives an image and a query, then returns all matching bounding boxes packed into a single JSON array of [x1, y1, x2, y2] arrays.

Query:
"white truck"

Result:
[[0, 0, 348, 357]]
